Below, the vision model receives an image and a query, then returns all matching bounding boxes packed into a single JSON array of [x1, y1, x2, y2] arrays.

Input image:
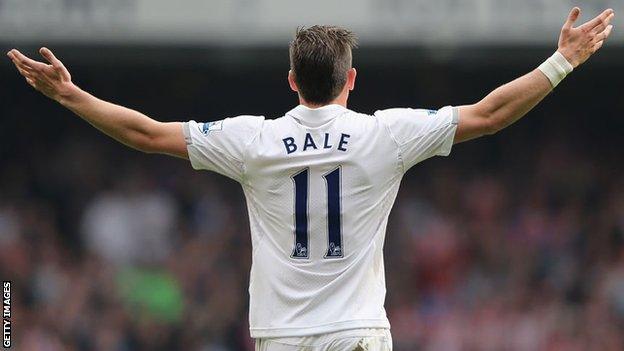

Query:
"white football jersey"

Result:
[[183, 104, 458, 338]]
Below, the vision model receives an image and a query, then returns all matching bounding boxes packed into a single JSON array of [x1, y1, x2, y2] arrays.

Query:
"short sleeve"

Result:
[[183, 115, 264, 182], [376, 106, 459, 172]]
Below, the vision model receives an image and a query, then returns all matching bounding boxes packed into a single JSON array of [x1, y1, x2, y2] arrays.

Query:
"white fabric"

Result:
[[184, 104, 458, 338], [538, 51, 573, 88], [255, 328, 392, 351]]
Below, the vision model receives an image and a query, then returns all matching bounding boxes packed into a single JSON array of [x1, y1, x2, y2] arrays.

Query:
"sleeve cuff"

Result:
[[437, 107, 459, 157], [451, 106, 459, 125], [182, 121, 203, 170], [182, 121, 193, 145]]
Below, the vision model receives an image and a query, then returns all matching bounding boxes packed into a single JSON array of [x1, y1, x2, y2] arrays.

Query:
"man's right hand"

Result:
[[455, 8, 615, 144], [557, 7, 615, 68], [7, 47, 77, 103], [7, 47, 188, 159]]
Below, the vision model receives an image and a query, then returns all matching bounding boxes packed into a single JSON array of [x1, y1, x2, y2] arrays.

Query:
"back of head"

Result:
[[289, 25, 358, 105]]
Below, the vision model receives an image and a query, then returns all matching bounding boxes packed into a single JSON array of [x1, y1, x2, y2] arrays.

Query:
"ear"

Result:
[[347, 68, 357, 91], [288, 70, 299, 92]]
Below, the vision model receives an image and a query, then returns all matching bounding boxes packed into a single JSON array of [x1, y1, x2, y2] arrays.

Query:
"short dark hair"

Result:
[[289, 25, 357, 105]]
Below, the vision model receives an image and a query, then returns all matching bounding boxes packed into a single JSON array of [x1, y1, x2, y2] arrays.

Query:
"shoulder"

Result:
[[339, 109, 378, 126], [223, 115, 266, 130], [184, 115, 266, 155], [191, 115, 264, 135], [370, 106, 457, 146], [374, 106, 457, 129], [374, 107, 439, 120]]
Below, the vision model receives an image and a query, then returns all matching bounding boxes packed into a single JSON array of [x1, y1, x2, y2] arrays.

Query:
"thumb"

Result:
[[39, 47, 71, 80], [563, 7, 581, 30], [40, 47, 60, 66]]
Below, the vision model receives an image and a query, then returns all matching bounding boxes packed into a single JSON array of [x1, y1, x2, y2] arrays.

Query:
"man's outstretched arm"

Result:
[[455, 7, 615, 143], [7, 47, 188, 159]]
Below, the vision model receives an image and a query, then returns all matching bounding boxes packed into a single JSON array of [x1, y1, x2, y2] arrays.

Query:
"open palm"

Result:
[[7, 47, 75, 102], [558, 7, 614, 68]]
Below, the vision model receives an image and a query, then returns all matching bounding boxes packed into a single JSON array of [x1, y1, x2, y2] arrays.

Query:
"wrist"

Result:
[[556, 49, 579, 68], [56, 84, 84, 106], [538, 51, 574, 88]]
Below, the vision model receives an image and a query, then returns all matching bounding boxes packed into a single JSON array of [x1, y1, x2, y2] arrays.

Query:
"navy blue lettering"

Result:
[[303, 133, 318, 151], [324, 167, 343, 258], [290, 167, 344, 259], [338, 133, 350, 152], [291, 169, 309, 258], [283, 137, 297, 154], [323, 133, 332, 149]]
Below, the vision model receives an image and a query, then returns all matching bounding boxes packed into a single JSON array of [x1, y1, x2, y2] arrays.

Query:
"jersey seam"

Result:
[[244, 185, 268, 258], [241, 118, 265, 185], [396, 107, 458, 148], [186, 121, 246, 164], [397, 122, 453, 147], [188, 139, 245, 182], [379, 117, 406, 174]]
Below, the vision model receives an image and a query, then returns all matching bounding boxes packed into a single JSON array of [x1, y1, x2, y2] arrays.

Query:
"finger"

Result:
[[26, 77, 36, 88], [591, 13, 615, 34], [8, 49, 47, 71], [594, 25, 614, 43], [581, 9, 614, 31], [39, 47, 70, 80], [11, 60, 38, 79], [39, 47, 59, 65], [9, 56, 31, 71], [9, 50, 42, 68], [563, 7, 581, 30], [593, 40, 605, 52], [7, 51, 39, 73], [17, 66, 34, 79], [7, 52, 33, 69], [39, 47, 64, 70]]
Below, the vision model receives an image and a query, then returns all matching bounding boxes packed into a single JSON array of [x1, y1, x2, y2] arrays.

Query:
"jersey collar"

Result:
[[286, 104, 349, 127]]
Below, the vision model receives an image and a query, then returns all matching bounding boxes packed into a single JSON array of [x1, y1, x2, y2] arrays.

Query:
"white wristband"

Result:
[[538, 51, 574, 88]]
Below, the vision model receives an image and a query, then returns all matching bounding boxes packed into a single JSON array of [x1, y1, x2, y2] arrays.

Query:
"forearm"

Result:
[[456, 50, 575, 143], [59, 85, 162, 152], [475, 69, 553, 131]]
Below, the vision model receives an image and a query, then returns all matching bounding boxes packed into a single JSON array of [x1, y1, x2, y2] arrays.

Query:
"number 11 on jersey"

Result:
[[291, 167, 343, 259]]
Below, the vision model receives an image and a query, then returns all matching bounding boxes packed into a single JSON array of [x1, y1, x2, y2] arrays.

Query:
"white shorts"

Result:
[[255, 328, 392, 351]]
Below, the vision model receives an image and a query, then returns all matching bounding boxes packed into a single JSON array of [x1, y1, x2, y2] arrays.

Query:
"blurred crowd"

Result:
[[1, 119, 623, 351], [1, 53, 624, 351]]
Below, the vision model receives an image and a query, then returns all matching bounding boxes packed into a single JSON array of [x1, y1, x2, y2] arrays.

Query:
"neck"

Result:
[[299, 93, 348, 109]]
